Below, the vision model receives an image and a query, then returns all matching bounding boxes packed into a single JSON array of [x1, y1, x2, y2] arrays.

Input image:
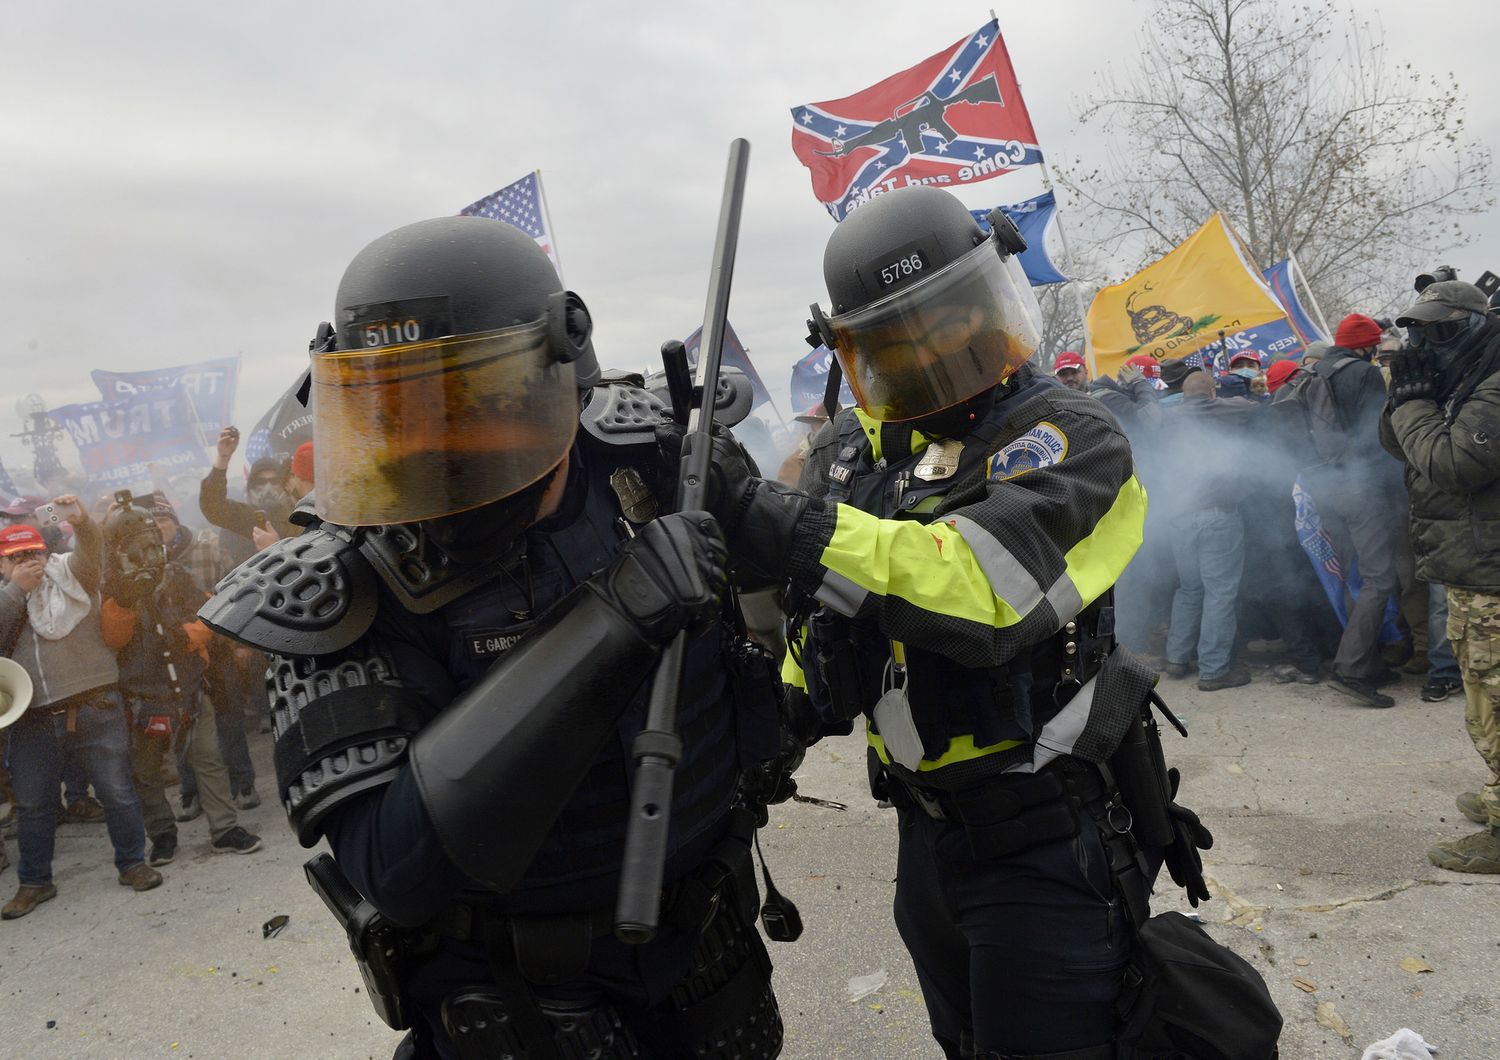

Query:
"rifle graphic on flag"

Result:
[[790, 19, 1041, 220], [460, 171, 564, 281]]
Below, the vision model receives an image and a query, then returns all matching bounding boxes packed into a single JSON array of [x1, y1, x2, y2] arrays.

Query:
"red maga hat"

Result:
[[0, 524, 47, 557]]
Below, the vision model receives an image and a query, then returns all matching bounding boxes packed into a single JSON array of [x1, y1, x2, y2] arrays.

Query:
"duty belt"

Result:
[[887, 758, 1110, 862]]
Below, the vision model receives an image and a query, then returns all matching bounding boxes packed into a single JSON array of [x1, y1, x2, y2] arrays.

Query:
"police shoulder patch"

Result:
[[986, 421, 1069, 481]]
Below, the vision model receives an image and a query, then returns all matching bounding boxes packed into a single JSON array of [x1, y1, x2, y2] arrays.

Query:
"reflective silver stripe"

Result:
[[815, 568, 870, 617], [1045, 572, 1084, 628], [946, 514, 1044, 618], [1007, 673, 1097, 774]]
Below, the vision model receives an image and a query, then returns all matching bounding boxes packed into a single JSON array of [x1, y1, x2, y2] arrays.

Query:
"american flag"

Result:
[[459, 171, 562, 280]]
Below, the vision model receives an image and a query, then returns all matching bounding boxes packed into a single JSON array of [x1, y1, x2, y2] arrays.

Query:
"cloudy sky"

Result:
[[3, 0, 1496, 479]]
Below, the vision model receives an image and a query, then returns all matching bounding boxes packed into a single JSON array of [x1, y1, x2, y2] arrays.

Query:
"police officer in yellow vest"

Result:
[[682, 186, 1212, 1058]]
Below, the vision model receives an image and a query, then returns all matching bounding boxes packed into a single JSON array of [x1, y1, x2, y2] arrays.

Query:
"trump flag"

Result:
[[971, 190, 1068, 286], [1263, 258, 1326, 355], [791, 20, 1041, 221], [1086, 214, 1293, 378]]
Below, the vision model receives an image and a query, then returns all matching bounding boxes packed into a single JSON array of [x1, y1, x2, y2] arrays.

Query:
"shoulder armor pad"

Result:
[[198, 527, 378, 656], [357, 522, 509, 615], [580, 381, 667, 447]]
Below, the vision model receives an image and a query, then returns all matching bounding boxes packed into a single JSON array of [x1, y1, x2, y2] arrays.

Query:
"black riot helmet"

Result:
[[312, 216, 597, 526], [104, 498, 166, 601], [810, 185, 1041, 425]]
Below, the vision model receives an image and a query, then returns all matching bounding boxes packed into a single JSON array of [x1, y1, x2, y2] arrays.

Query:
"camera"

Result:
[[35, 503, 61, 526], [114, 489, 135, 508], [1415, 265, 1459, 293]]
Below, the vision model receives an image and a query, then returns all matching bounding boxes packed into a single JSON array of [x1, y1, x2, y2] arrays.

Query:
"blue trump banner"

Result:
[[91, 356, 240, 445], [971, 190, 1068, 286], [50, 387, 207, 492], [1263, 259, 1326, 356], [683, 320, 773, 409], [790, 345, 855, 415]]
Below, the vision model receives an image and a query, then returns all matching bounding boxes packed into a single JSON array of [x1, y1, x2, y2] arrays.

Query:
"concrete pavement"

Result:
[[2, 665, 1496, 1057]]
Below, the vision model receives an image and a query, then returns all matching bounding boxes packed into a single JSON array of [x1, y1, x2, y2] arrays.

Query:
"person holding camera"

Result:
[[0, 496, 160, 921], [1381, 278, 1500, 873], [99, 499, 261, 866]]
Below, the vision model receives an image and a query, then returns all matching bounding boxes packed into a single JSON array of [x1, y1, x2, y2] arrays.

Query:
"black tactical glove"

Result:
[[655, 422, 759, 517], [1389, 346, 1439, 407], [1163, 766, 1214, 907], [594, 510, 727, 643], [657, 423, 816, 584]]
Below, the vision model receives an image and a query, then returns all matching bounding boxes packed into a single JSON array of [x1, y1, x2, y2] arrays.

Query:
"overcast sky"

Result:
[[3, 0, 1496, 479]]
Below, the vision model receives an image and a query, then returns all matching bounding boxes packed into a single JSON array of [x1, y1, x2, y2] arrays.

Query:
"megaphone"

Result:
[[0, 657, 34, 729]]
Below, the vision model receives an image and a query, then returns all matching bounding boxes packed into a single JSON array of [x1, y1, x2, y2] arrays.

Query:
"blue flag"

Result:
[[790, 345, 855, 415], [0, 459, 17, 499], [1293, 477, 1401, 643], [1262, 259, 1325, 357], [91, 356, 240, 446], [50, 387, 207, 493], [683, 321, 772, 409], [971, 190, 1068, 286]]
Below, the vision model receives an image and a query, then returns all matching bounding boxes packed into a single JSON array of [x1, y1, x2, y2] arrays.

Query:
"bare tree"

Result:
[[1036, 281, 1093, 370], [1059, 0, 1492, 315]]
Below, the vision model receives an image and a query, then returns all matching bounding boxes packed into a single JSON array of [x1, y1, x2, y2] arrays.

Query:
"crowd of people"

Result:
[[1041, 270, 1500, 875], [1045, 306, 1463, 709], [3, 205, 1499, 1059], [0, 430, 315, 918]]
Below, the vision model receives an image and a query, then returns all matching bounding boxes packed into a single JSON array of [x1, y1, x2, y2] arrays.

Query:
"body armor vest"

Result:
[[437, 434, 745, 911], [812, 376, 1111, 783]]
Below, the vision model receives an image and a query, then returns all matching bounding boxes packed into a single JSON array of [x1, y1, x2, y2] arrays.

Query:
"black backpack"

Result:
[[1271, 356, 1359, 464], [1116, 912, 1283, 1059]]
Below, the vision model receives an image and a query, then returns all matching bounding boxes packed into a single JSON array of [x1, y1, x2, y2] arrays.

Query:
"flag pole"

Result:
[[994, 8, 1095, 377], [536, 169, 565, 285], [1289, 251, 1331, 338], [1035, 159, 1095, 377]]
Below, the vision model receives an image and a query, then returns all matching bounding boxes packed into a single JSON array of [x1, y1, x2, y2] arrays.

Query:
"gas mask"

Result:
[[1406, 311, 1486, 370], [105, 507, 167, 604], [248, 482, 295, 513]]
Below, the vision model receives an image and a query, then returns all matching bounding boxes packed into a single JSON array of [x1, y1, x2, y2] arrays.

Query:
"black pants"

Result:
[[1314, 486, 1405, 681], [893, 806, 1131, 1057]]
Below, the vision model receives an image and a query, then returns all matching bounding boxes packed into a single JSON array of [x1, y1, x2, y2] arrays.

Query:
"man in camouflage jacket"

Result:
[[1380, 279, 1500, 873]]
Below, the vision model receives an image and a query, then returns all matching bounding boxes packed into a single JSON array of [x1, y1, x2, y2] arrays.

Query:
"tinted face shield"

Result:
[[819, 245, 1040, 422], [312, 321, 578, 526]]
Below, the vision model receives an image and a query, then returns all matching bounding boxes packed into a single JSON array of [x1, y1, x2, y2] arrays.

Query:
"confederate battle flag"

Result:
[[790, 20, 1041, 221]]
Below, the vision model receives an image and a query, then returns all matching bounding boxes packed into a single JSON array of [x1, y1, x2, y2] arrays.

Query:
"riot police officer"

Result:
[[200, 216, 785, 1059], [684, 186, 1209, 1059]]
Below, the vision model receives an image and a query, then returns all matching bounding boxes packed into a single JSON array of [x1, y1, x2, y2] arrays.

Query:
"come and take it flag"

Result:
[[459, 171, 562, 280], [1086, 214, 1295, 378], [91, 355, 240, 447], [49, 387, 206, 493], [683, 321, 773, 409], [970, 190, 1068, 286], [791, 19, 1041, 221]]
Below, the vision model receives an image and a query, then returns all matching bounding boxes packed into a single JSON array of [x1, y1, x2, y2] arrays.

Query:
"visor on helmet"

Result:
[[312, 321, 578, 526], [825, 245, 1040, 422]]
